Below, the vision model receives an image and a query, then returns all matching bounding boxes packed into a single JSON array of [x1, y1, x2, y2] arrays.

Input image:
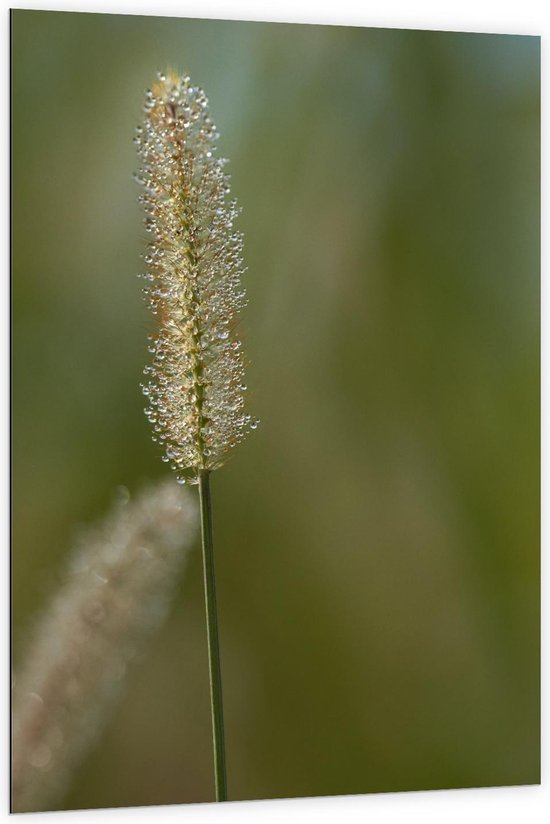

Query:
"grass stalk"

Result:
[[137, 72, 258, 803], [198, 469, 227, 802]]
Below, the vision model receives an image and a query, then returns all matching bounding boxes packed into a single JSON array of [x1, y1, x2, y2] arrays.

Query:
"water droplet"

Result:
[[29, 744, 52, 769]]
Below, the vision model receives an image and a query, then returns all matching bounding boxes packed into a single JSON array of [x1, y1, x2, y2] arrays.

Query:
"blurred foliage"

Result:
[[12, 10, 539, 811]]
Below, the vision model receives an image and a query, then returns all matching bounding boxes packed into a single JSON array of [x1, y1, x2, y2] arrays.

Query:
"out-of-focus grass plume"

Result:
[[12, 480, 198, 812], [12, 10, 539, 811]]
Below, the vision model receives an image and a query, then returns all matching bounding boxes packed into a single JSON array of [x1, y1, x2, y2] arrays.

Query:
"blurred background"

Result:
[[12, 9, 540, 811]]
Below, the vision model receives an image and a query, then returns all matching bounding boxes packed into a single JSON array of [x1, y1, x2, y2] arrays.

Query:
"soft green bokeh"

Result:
[[12, 10, 539, 811]]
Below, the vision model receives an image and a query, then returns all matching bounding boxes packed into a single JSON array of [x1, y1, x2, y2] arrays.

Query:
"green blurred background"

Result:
[[12, 9, 540, 811]]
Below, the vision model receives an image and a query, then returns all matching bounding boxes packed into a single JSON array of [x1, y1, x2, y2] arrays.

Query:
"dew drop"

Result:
[[29, 744, 52, 770], [114, 485, 131, 506]]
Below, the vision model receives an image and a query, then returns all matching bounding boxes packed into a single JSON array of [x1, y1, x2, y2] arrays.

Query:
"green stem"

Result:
[[198, 469, 228, 802]]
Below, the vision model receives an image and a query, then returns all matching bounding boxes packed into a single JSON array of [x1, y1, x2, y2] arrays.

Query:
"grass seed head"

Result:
[[136, 70, 257, 484]]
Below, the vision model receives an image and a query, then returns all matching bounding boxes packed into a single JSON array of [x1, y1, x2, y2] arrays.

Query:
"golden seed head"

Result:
[[136, 71, 257, 484]]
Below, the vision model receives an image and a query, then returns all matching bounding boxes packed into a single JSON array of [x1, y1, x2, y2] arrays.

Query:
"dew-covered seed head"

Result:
[[136, 70, 258, 483]]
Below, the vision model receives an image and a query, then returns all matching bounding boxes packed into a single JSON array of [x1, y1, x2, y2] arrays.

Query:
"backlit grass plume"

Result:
[[135, 70, 257, 485], [136, 70, 257, 803], [12, 480, 198, 813]]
